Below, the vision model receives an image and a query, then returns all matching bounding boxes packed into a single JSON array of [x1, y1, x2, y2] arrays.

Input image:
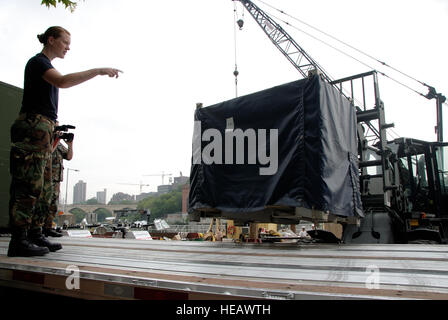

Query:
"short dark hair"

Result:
[[37, 26, 70, 45]]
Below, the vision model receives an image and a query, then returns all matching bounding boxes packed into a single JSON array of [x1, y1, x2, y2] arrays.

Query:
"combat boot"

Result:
[[28, 228, 62, 252], [7, 228, 50, 257], [43, 227, 63, 237]]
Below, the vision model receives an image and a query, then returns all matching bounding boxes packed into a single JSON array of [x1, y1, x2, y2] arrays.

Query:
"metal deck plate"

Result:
[[1, 237, 447, 300]]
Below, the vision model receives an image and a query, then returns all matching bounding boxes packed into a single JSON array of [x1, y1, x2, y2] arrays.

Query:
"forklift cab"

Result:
[[393, 138, 448, 214], [392, 138, 448, 243]]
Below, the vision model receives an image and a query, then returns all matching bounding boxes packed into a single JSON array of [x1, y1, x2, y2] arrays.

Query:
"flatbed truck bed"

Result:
[[1, 236, 447, 300]]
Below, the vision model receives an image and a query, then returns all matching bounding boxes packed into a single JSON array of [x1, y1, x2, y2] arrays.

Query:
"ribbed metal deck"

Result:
[[1, 237, 447, 300]]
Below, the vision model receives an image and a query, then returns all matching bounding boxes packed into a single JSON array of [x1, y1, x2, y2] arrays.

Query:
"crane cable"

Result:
[[254, 0, 441, 101], [264, 10, 437, 138], [250, 1, 432, 141], [265, 7, 429, 100], [261, 9, 373, 103], [233, 2, 240, 97]]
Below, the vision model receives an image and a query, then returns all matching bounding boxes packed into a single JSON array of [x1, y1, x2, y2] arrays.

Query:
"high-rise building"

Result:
[[73, 180, 87, 204], [97, 188, 107, 204]]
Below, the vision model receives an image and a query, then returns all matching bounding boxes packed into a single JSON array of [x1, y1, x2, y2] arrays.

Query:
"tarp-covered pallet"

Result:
[[189, 75, 363, 225]]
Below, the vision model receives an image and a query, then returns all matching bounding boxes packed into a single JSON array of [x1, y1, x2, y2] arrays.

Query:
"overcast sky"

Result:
[[1, 0, 447, 204]]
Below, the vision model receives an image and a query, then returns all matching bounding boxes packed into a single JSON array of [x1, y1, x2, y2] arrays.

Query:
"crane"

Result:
[[143, 172, 173, 185], [223, 0, 448, 243], [117, 181, 150, 194]]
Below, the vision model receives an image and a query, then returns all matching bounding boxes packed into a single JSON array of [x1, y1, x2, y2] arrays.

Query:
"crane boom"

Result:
[[235, 0, 446, 142], [234, 0, 333, 83]]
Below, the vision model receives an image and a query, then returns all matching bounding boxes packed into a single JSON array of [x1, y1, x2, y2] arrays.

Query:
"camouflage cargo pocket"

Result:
[[10, 147, 46, 183], [11, 115, 54, 153]]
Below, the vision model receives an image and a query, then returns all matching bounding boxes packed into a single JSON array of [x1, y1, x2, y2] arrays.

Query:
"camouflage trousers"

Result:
[[9, 113, 55, 230], [47, 181, 61, 229]]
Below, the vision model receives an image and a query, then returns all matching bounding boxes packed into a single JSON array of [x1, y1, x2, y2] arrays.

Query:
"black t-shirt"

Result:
[[20, 53, 59, 121]]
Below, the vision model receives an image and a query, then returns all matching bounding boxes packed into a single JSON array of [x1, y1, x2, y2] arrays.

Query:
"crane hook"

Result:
[[233, 65, 239, 97], [237, 19, 244, 30]]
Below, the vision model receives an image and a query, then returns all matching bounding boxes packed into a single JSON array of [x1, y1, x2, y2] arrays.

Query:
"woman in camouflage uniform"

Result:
[[8, 26, 122, 257]]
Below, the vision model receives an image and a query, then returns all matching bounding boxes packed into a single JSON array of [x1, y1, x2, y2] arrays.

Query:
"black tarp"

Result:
[[189, 75, 363, 219]]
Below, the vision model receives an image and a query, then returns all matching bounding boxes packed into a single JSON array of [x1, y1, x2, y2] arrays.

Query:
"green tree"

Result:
[[41, 0, 81, 12], [94, 208, 113, 223], [108, 192, 135, 205], [126, 211, 148, 224], [69, 207, 86, 223], [85, 197, 98, 205], [137, 186, 183, 221]]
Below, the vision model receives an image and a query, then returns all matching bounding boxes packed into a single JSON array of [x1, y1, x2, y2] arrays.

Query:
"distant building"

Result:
[[173, 175, 189, 187], [157, 184, 172, 194], [156, 174, 189, 195], [96, 189, 107, 204], [73, 180, 86, 204]]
